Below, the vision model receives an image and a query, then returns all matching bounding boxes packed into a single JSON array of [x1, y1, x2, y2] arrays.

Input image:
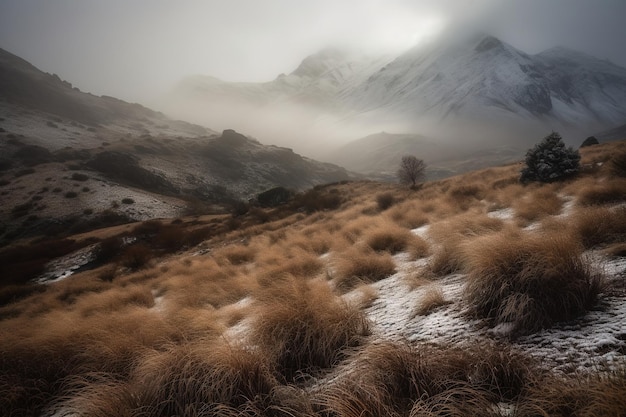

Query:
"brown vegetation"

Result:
[[464, 231, 603, 336], [2, 140, 626, 415]]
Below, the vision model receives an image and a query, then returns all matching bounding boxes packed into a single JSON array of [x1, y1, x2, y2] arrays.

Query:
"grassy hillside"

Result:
[[1, 140, 626, 416]]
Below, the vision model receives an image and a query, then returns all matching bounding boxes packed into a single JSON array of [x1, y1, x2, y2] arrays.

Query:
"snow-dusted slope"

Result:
[[345, 34, 626, 131], [166, 34, 626, 145]]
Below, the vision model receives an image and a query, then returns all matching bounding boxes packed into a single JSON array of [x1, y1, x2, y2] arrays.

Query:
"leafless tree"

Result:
[[397, 155, 426, 188]]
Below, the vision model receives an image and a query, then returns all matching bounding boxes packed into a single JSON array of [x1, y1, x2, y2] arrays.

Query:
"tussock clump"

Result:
[[407, 234, 430, 260], [364, 224, 416, 254], [0, 307, 181, 415], [216, 244, 255, 265], [428, 239, 466, 276], [251, 278, 370, 382], [130, 342, 280, 416], [427, 214, 505, 277], [334, 248, 396, 292], [386, 201, 429, 229], [317, 341, 532, 417], [289, 230, 333, 255], [576, 178, 626, 206], [609, 151, 626, 177], [413, 285, 450, 316], [513, 186, 564, 223], [516, 367, 626, 417], [376, 192, 396, 211], [464, 231, 603, 336], [571, 205, 626, 248]]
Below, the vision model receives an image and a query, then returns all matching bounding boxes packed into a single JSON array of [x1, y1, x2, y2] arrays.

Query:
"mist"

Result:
[[1, 0, 625, 160]]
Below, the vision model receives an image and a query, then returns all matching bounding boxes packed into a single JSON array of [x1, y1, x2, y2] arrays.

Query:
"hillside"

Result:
[[1, 139, 626, 416], [0, 48, 351, 243]]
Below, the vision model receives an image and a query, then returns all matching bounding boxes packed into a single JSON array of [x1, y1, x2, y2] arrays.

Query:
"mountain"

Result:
[[165, 34, 626, 155], [345, 34, 626, 132], [0, 48, 350, 243]]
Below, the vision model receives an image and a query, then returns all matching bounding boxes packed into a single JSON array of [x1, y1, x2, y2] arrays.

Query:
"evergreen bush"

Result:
[[520, 132, 580, 183]]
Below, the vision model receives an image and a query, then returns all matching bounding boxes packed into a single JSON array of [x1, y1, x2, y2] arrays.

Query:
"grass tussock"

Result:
[[516, 367, 626, 417], [364, 223, 417, 254], [413, 285, 451, 316], [513, 186, 564, 224], [376, 192, 396, 211], [464, 231, 603, 336], [129, 342, 281, 416], [317, 341, 532, 417], [251, 277, 370, 382], [571, 205, 626, 248], [333, 248, 396, 292], [427, 213, 506, 277], [576, 178, 626, 206], [386, 201, 429, 229], [215, 244, 256, 265]]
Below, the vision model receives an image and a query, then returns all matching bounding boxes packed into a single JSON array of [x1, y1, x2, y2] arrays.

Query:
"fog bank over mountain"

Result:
[[159, 33, 626, 159]]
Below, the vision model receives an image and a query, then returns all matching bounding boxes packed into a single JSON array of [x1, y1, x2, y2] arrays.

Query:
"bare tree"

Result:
[[397, 155, 426, 188]]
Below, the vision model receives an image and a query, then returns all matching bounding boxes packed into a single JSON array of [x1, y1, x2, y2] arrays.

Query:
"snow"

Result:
[[345, 249, 626, 375]]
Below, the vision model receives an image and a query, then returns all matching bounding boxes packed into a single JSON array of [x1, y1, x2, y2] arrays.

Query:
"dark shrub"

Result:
[[376, 192, 395, 211], [70, 173, 89, 181], [64, 191, 78, 198], [257, 186, 294, 207], [119, 244, 153, 269], [520, 132, 580, 183], [121, 198, 134, 205]]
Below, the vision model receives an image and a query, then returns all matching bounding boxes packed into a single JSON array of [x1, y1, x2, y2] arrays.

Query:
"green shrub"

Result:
[[520, 132, 580, 183]]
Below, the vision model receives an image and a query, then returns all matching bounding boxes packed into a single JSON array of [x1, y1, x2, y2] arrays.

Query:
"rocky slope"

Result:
[[0, 48, 351, 243]]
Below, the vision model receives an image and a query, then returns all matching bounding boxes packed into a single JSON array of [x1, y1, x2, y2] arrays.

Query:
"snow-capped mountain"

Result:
[[344, 34, 626, 132], [164, 34, 626, 150], [171, 48, 390, 110]]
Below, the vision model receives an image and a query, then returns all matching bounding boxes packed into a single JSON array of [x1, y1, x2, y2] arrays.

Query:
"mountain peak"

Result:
[[474, 35, 504, 53], [290, 48, 351, 78]]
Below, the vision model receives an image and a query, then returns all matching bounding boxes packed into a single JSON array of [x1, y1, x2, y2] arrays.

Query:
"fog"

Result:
[[1, 0, 625, 156]]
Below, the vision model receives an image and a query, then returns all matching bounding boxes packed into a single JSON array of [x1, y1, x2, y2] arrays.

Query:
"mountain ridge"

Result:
[[165, 33, 626, 151]]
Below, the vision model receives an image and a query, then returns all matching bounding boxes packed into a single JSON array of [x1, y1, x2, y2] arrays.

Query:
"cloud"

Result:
[[0, 0, 624, 104]]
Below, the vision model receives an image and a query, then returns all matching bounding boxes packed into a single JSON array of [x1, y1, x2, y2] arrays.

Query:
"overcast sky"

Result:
[[1, 0, 625, 103]]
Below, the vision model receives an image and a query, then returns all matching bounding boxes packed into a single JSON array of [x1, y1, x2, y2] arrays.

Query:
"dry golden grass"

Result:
[[516, 368, 626, 417], [316, 341, 533, 417], [412, 285, 451, 316], [512, 185, 564, 224], [427, 212, 506, 276], [333, 248, 397, 292], [385, 200, 429, 229], [464, 231, 603, 336], [3, 139, 626, 415], [575, 178, 626, 206], [570, 205, 626, 249], [129, 341, 282, 416], [214, 244, 256, 265], [250, 277, 370, 382], [364, 222, 418, 254]]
